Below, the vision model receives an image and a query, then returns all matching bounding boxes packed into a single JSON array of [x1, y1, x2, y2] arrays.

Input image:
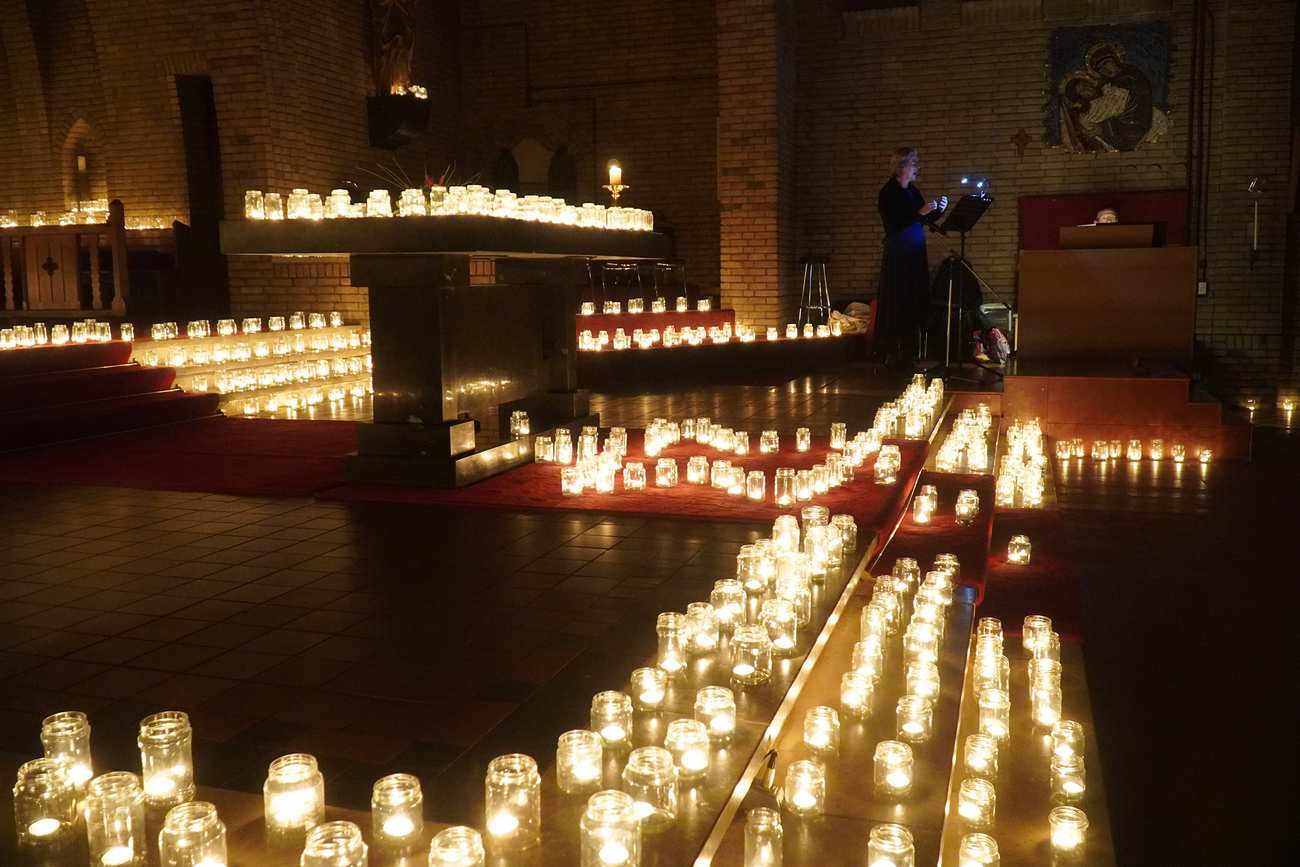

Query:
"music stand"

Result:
[[931, 193, 1011, 382]]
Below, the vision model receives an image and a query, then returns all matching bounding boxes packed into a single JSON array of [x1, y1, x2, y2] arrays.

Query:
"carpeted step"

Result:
[[0, 341, 133, 376], [0, 389, 222, 451], [0, 364, 177, 411]]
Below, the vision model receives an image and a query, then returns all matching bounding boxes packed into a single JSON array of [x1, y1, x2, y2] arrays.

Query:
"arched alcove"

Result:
[[512, 137, 552, 195], [547, 145, 578, 201], [491, 148, 520, 192], [61, 119, 107, 210]]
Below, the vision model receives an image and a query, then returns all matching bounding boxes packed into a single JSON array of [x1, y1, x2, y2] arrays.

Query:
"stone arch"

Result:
[[511, 137, 552, 195], [61, 118, 107, 209], [491, 148, 520, 192]]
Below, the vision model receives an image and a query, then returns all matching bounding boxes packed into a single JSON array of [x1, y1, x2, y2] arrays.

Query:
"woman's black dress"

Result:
[[877, 178, 942, 345]]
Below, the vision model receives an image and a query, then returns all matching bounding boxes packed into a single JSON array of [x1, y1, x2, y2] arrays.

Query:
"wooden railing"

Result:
[[0, 199, 130, 315]]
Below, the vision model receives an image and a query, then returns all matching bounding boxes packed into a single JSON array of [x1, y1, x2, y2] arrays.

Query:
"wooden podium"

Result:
[[1016, 246, 1197, 363]]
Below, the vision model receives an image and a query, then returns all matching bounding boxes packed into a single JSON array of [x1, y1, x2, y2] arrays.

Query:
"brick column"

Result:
[[717, 0, 798, 329]]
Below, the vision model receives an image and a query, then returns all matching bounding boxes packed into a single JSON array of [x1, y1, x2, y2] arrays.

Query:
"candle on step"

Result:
[[580, 790, 640, 866], [664, 719, 710, 783], [783, 760, 824, 817], [1049, 806, 1089, 854], [1007, 534, 1031, 565], [557, 730, 603, 794], [873, 740, 913, 798], [866, 824, 913, 867], [484, 754, 540, 849]]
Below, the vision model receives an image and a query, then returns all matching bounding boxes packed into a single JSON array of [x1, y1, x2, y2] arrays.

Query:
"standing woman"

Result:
[[877, 147, 947, 365]]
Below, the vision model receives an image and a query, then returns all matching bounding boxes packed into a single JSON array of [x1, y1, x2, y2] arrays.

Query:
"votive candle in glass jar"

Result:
[[1108, 439, 1122, 460], [1126, 438, 1142, 461], [1051, 720, 1085, 761], [746, 470, 766, 501], [978, 689, 1011, 743], [430, 826, 484, 867], [623, 462, 646, 491], [866, 823, 914, 867], [731, 625, 773, 684], [263, 753, 324, 838], [244, 190, 265, 219], [773, 467, 796, 507], [1048, 806, 1089, 855], [562, 466, 583, 496], [1032, 684, 1063, 728], [695, 686, 737, 743], [964, 733, 999, 778], [12, 758, 76, 847], [744, 807, 782, 867], [485, 753, 540, 849], [1021, 614, 1053, 657], [580, 789, 640, 867], [664, 719, 710, 784], [370, 773, 422, 851], [301, 820, 366, 867], [657, 612, 687, 675], [802, 706, 840, 754], [687, 455, 710, 484], [1052, 753, 1087, 805], [656, 458, 678, 487], [1149, 438, 1165, 461], [840, 670, 875, 719], [591, 691, 634, 748], [896, 695, 933, 743], [761, 598, 799, 656], [138, 711, 195, 808], [873, 740, 913, 799], [1171, 442, 1186, 463], [957, 777, 996, 829], [40, 710, 93, 795], [1007, 535, 1031, 565], [158, 801, 227, 867], [534, 435, 554, 463], [912, 495, 932, 524], [711, 579, 746, 632], [829, 422, 847, 450], [557, 730, 604, 795], [795, 427, 811, 452], [955, 489, 980, 524], [958, 832, 1000, 867], [621, 746, 677, 831], [686, 602, 720, 654], [783, 760, 824, 817], [833, 514, 857, 552], [630, 667, 667, 711], [906, 661, 941, 700], [85, 771, 146, 867]]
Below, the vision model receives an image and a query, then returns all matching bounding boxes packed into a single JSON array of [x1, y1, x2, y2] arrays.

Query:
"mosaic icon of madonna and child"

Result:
[[1045, 23, 1172, 154]]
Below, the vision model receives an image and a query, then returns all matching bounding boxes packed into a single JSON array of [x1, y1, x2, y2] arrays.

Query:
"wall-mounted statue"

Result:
[[371, 0, 418, 95]]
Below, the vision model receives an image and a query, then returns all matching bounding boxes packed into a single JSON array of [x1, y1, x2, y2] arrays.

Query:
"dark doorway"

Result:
[[491, 149, 520, 192], [175, 75, 227, 318], [547, 145, 578, 201]]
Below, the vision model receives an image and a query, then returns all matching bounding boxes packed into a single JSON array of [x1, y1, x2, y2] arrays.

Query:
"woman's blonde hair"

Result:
[[891, 147, 919, 176]]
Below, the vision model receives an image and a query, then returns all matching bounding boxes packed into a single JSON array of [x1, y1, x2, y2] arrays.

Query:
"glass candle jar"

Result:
[[958, 832, 1000, 867], [1052, 753, 1087, 804], [1051, 720, 1085, 761], [630, 667, 667, 711], [580, 790, 641, 867], [12, 758, 75, 847], [622, 461, 646, 491], [745, 807, 783, 867], [840, 670, 875, 719], [485, 753, 541, 849], [964, 733, 999, 778], [746, 470, 766, 501], [730, 625, 773, 684], [301, 821, 366, 867], [534, 435, 554, 463], [656, 458, 678, 487], [912, 495, 932, 524], [976, 617, 1002, 639], [138, 711, 195, 808], [1048, 806, 1089, 854], [710, 459, 732, 488], [783, 760, 825, 817], [40, 710, 93, 794], [687, 455, 710, 484], [957, 777, 996, 829], [264, 753, 324, 838], [657, 612, 687, 675], [906, 662, 941, 700], [1032, 684, 1063, 728], [802, 706, 840, 754], [557, 730, 604, 795], [621, 746, 677, 831], [591, 692, 634, 748], [429, 826, 484, 867], [1007, 535, 1031, 565], [795, 427, 811, 451], [686, 602, 720, 654], [852, 636, 885, 680], [829, 422, 847, 450], [664, 719, 711, 784], [85, 772, 146, 867], [773, 468, 795, 507], [695, 686, 737, 743], [562, 466, 583, 496], [955, 489, 980, 525], [158, 801, 227, 867], [873, 740, 913, 799], [867, 823, 914, 867], [734, 430, 750, 455], [1108, 439, 1122, 459], [1021, 615, 1053, 657], [978, 689, 1011, 742], [711, 579, 746, 632], [896, 695, 934, 743], [761, 598, 799, 656], [358, 776, 421, 855]]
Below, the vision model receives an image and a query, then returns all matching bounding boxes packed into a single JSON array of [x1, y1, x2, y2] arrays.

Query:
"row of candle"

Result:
[[0, 319, 114, 350], [237, 378, 372, 416], [148, 312, 354, 342], [577, 320, 847, 352], [995, 420, 1047, 509], [1055, 436, 1212, 464], [244, 185, 655, 231], [911, 486, 982, 526], [933, 404, 994, 474], [581, 298, 710, 315], [180, 354, 370, 394]]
